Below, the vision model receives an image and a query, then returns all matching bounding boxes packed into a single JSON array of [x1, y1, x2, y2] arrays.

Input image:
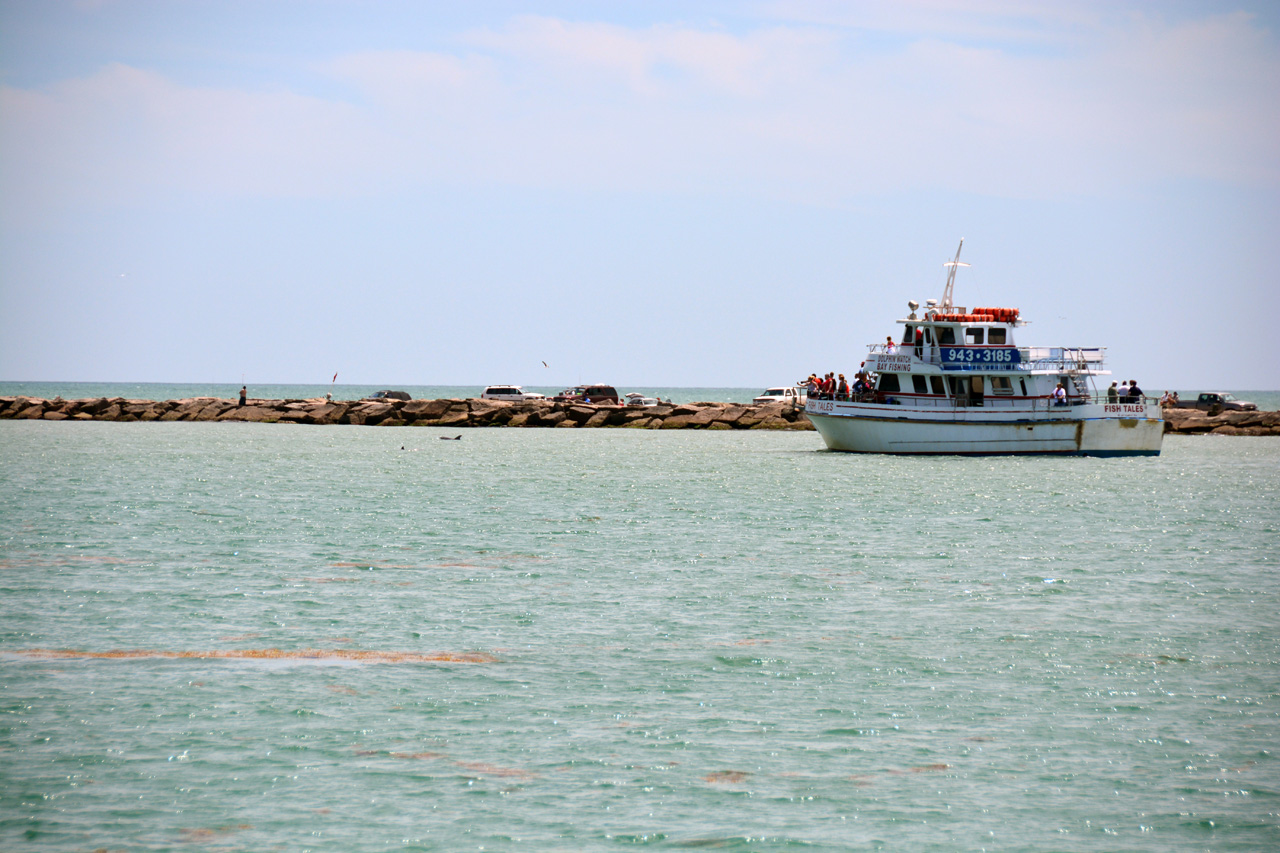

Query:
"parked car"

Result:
[[553, 385, 620, 404], [623, 393, 660, 407], [1171, 392, 1257, 412], [753, 386, 806, 405], [480, 385, 546, 401], [365, 389, 411, 401]]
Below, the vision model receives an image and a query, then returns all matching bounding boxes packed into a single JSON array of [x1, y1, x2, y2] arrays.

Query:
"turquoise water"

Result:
[[1, 419, 1278, 851]]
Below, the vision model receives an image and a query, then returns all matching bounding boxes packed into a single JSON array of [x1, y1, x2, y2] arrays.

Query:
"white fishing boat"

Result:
[[805, 241, 1163, 456]]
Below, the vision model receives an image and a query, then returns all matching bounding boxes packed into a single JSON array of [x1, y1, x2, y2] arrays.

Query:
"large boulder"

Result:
[[347, 402, 394, 425], [217, 405, 279, 423], [533, 410, 567, 427], [565, 405, 596, 424], [402, 399, 450, 420], [436, 407, 472, 426], [713, 405, 749, 424]]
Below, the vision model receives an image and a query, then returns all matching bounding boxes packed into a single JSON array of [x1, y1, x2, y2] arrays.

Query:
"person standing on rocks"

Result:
[[238, 386, 247, 407]]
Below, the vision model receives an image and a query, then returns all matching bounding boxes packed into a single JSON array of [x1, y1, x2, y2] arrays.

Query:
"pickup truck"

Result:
[[753, 386, 807, 406], [1172, 392, 1257, 412]]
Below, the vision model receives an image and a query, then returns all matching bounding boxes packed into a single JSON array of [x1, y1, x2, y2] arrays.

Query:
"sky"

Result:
[[1, 0, 1277, 390]]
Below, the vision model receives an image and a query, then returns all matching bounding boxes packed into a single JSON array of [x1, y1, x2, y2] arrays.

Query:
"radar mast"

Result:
[[940, 239, 969, 310]]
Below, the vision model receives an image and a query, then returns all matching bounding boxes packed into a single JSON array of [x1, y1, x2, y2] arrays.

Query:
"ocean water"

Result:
[[1, 419, 1278, 852]]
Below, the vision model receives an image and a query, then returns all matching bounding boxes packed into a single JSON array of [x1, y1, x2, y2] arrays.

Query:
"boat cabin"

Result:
[[867, 305, 1102, 409]]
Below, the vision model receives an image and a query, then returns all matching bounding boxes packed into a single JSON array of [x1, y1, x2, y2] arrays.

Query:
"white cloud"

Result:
[[2, 6, 1276, 218]]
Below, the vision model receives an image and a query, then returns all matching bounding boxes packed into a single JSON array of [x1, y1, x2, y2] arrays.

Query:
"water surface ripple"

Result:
[[1, 422, 1277, 851]]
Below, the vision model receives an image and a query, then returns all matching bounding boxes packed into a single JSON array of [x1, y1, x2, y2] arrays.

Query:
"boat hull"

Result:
[[806, 403, 1163, 456]]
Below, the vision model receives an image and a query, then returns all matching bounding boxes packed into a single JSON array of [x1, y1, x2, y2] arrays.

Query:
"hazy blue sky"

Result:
[[2, 1, 1277, 390]]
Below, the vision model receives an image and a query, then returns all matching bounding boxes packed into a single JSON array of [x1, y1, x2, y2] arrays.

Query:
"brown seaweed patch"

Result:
[[328, 561, 420, 570], [0, 553, 141, 569], [10, 648, 497, 664], [178, 824, 251, 842], [363, 750, 537, 779], [454, 760, 539, 780], [910, 763, 950, 773], [326, 685, 359, 695], [703, 770, 751, 784]]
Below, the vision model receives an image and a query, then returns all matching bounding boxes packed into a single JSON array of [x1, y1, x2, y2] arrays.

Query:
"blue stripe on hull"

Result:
[[818, 448, 1162, 457]]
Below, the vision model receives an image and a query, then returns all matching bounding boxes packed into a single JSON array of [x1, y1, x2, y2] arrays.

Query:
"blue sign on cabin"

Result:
[[941, 347, 1021, 370]]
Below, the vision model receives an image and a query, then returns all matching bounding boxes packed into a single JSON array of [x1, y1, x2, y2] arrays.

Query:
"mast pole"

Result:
[[941, 238, 966, 309]]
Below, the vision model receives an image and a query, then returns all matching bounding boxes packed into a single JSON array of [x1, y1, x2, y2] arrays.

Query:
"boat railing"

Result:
[[814, 392, 1155, 411], [1020, 347, 1106, 371], [870, 344, 1107, 373], [1037, 393, 1153, 410]]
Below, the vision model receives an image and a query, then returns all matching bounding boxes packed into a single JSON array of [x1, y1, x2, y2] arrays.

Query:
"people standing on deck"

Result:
[[1127, 380, 1143, 402], [836, 374, 848, 401], [1118, 380, 1130, 403], [885, 336, 896, 354], [1052, 383, 1068, 406], [1107, 382, 1119, 403]]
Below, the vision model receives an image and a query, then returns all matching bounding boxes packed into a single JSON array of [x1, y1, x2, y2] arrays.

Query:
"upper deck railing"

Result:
[[808, 391, 1156, 412], [871, 343, 1107, 372]]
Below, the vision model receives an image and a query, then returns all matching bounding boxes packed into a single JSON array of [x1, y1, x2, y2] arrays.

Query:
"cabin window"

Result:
[[1019, 379, 1027, 396], [991, 377, 1013, 395], [938, 327, 956, 345], [912, 375, 928, 394], [878, 374, 901, 393], [930, 376, 945, 394], [989, 328, 1007, 345], [923, 328, 933, 344], [965, 327, 984, 344], [901, 326, 914, 345]]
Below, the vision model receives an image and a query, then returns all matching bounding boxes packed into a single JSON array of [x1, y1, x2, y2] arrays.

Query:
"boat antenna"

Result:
[[940, 238, 969, 310]]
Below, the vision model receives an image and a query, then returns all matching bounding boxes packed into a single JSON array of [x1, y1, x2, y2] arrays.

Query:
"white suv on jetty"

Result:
[[480, 385, 546, 401]]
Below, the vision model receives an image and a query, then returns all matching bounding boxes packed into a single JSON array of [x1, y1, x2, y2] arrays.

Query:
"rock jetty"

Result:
[[0, 396, 815, 430], [4, 396, 1277, 435], [1160, 406, 1280, 436]]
